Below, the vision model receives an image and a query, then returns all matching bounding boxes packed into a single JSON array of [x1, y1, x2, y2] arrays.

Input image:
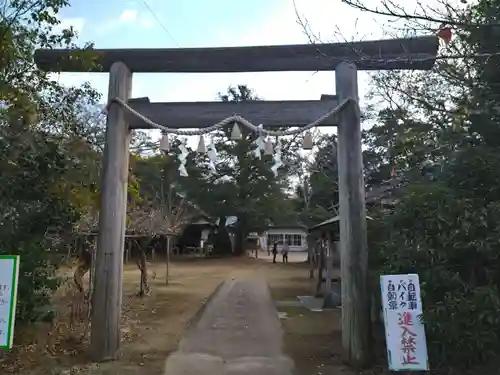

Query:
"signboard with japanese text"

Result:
[[0, 255, 20, 350], [380, 274, 429, 371]]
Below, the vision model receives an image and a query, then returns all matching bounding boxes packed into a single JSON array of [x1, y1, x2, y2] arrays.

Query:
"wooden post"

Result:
[[89, 236, 97, 299], [335, 61, 370, 367], [307, 235, 315, 278], [325, 232, 333, 295], [125, 239, 130, 263], [314, 242, 325, 297], [166, 235, 171, 285], [91, 62, 132, 361]]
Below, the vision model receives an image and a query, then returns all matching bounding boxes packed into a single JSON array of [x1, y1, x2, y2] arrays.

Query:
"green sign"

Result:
[[0, 255, 20, 350]]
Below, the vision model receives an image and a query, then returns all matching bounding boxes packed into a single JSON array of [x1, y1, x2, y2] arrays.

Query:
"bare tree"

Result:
[[159, 193, 194, 285], [128, 178, 197, 292], [127, 208, 161, 296]]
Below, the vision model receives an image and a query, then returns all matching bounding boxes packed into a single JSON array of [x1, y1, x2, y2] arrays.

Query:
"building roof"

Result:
[[266, 225, 308, 230], [308, 215, 373, 232], [189, 217, 217, 227], [365, 177, 402, 205]]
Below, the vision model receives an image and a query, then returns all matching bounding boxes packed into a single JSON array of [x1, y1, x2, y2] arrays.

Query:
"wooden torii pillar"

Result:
[[34, 36, 438, 366]]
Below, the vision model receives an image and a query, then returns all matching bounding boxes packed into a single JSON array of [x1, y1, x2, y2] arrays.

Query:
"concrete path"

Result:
[[164, 277, 294, 375]]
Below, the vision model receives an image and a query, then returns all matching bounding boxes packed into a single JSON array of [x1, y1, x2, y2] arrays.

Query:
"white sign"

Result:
[[0, 255, 20, 350], [380, 274, 429, 371]]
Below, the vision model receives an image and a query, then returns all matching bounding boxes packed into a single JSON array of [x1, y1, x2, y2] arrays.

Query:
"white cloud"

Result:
[[139, 17, 154, 29], [119, 9, 137, 23], [56, 1, 381, 99], [95, 9, 156, 36], [124, 0, 378, 107], [53, 0, 395, 143]]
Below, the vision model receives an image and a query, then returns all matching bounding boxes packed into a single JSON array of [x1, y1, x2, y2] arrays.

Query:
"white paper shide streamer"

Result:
[[177, 139, 189, 177], [252, 124, 266, 159], [271, 143, 283, 177], [108, 95, 355, 179], [207, 138, 218, 172]]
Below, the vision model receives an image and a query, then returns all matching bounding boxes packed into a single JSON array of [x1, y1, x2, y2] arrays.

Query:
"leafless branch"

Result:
[[340, 0, 488, 28]]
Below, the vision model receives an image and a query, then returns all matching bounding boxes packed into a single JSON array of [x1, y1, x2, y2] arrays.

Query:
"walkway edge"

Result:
[[185, 279, 225, 332]]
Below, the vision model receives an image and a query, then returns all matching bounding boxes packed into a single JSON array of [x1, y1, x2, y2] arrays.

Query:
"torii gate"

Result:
[[34, 36, 438, 367]]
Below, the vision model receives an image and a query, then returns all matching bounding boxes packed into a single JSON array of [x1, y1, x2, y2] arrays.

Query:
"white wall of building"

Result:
[[264, 227, 308, 252]]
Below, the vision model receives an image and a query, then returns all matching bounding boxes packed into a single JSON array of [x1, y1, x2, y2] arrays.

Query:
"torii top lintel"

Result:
[[34, 36, 438, 73]]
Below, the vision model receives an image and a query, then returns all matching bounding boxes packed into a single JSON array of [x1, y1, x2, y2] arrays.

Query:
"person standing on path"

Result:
[[272, 242, 278, 263], [282, 240, 290, 264]]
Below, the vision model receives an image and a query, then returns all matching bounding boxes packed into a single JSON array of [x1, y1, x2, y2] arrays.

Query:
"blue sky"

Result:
[[60, 0, 283, 49], [55, 0, 386, 102], [52, 0, 393, 144]]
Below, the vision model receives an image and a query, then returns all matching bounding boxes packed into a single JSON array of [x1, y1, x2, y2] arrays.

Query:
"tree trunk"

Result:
[[213, 216, 232, 255], [136, 249, 150, 296], [234, 217, 248, 255], [234, 228, 244, 255], [135, 239, 151, 297]]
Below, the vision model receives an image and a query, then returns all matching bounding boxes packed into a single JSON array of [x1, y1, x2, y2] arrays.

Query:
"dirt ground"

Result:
[[0, 256, 259, 375], [262, 252, 392, 375], [1, 252, 383, 375], [261, 253, 352, 375]]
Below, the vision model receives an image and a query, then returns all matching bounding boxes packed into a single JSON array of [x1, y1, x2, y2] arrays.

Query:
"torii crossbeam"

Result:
[[35, 36, 437, 72], [34, 35, 438, 367]]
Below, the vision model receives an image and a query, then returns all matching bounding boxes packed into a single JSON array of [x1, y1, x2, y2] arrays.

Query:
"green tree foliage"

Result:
[[181, 85, 298, 253], [0, 0, 101, 322], [292, 134, 340, 226], [131, 142, 202, 231], [344, 0, 500, 369], [362, 109, 439, 185], [370, 170, 500, 367], [129, 86, 304, 255]]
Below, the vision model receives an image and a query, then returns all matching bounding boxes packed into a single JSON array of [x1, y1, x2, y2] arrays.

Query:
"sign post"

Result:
[[380, 274, 429, 371], [0, 255, 20, 350]]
